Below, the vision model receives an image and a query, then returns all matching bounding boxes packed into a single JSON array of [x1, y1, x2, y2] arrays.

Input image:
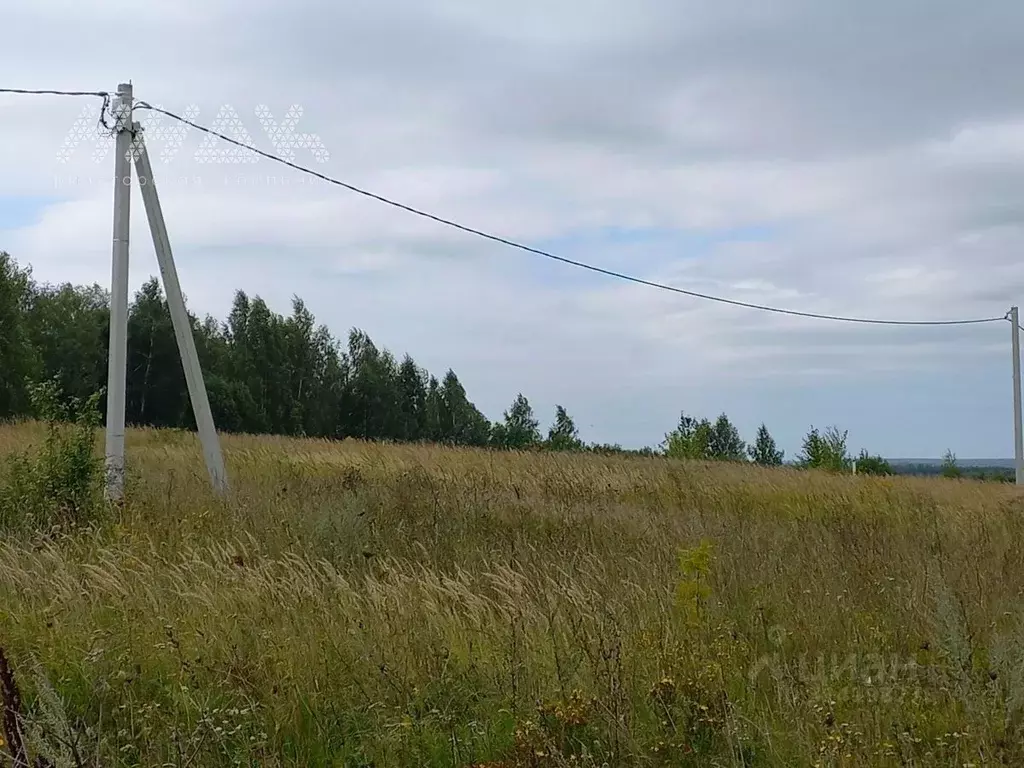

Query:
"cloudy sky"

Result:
[[2, 0, 1024, 458]]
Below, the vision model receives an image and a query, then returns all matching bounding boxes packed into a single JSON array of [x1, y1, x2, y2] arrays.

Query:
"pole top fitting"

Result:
[[113, 83, 133, 133]]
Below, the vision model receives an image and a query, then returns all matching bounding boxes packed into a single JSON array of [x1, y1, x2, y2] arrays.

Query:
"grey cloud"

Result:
[[397, 0, 1024, 161], [4, 0, 1024, 453]]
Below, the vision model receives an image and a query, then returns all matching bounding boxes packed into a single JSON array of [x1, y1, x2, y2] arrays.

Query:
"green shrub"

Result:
[[854, 450, 892, 476], [0, 379, 104, 533], [798, 425, 850, 472]]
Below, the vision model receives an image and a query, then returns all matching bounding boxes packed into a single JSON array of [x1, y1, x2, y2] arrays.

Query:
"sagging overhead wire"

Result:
[[103, 99, 1011, 328]]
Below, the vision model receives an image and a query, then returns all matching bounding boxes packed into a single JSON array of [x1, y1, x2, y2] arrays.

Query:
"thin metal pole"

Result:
[[1012, 306, 1023, 486], [104, 82, 133, 502], [132, 126, 229, 495]]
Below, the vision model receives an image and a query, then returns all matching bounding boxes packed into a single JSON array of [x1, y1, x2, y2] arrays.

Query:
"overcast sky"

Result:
[[2, 1, 1024, 458]]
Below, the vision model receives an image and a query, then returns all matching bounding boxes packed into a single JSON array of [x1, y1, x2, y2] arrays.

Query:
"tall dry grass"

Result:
[[1, 422, 1023, 766]]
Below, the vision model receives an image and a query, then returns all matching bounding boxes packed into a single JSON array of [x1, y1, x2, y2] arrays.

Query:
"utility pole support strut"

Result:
[[132, 125, 229, 495]]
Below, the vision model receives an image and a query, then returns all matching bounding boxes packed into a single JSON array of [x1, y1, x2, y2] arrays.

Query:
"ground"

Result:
[[0, 421, 1023, 766]]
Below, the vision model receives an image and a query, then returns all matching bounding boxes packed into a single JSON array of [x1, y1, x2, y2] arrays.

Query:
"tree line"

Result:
[[661, 412, 895, 474], [0, 252, 606, 452], [0, 252, 978, 477]]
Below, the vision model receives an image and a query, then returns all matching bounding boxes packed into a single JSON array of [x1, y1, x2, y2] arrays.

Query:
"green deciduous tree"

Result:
[[0, 252, 39, 417], [126, 278, 188, 428], [664, 412, 714, 460], [491, 393, 541, 450], [708, 413, 746, 461], [439, 370, 491, 447], [798, 425, 850, 472], [24, 280, 109, 416], [396, 355, 428, 442]]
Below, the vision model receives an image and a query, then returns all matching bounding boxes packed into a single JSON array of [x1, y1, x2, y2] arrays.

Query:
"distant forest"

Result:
[[0, 252, 1007, 480], [888, 461, 1014, 483], [0, 251, 631, 454]]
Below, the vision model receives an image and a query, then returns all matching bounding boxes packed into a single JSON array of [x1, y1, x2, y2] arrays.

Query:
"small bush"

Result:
[[798, 425, 850, 472], [855, 450, 892, 476], [0, 379, 104, 533]]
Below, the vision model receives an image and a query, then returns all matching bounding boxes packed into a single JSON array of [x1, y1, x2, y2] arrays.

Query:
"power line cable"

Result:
[[0, 86, 113, 130], [0, 87, 109, 97], [134, 100, 1005, 327]]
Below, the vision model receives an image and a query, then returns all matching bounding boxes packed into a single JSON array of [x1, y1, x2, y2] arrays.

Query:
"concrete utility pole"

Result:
[[102, 82, 229, 499], [133, 125, 229, 494], [1012, 307, 1023, 486], [104, 82, 133, 501]]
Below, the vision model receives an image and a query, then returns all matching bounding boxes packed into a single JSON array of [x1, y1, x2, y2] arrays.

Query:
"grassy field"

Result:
[[2, 421, 1024, 766]]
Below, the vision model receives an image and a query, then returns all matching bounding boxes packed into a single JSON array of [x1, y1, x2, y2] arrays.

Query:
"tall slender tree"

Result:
[[748, 423, 784, 466], [708, 413, 746, 461], [547, 405, 583, 451], [664, 412, 713, 460], [492, 393, 541, 450], [0, 252, 39, 417], [798, 426, 850, 472], [396, 355, 428, 441], [125, 278, 188, 428]]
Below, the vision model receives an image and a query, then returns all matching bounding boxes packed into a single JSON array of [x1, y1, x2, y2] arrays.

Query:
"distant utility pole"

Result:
[[103, 81, 229, 500], [1012, 306, 1023, 486]]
